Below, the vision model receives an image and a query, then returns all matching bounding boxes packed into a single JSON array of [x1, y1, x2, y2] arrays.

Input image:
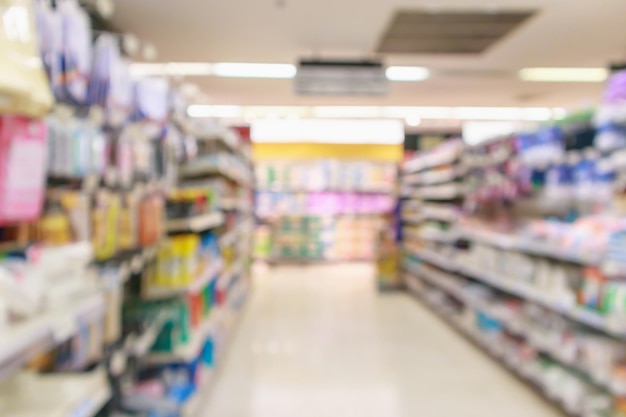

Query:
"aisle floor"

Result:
[[200, 263, 562, 417]]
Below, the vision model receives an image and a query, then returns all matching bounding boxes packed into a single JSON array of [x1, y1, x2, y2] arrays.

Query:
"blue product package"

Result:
[[574, 149, 598, 202], [201, 337, 215, 367], [595, 123, 626, 153], [476, 311, 502, 334]]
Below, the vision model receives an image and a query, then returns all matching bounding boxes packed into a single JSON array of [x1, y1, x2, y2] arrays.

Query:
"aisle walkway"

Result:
[[201, 263, 562, 417]]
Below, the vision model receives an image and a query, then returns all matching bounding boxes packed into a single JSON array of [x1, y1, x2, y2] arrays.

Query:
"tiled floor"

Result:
[[200, 263, 563, 417]]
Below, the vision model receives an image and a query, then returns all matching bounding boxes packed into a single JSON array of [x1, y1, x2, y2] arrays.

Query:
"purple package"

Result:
[[604, 70, 626, 103]]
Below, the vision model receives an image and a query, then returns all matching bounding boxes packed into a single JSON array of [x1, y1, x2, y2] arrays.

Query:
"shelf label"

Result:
[[52, 313, 78, 342], [110, 349, 128, 376]]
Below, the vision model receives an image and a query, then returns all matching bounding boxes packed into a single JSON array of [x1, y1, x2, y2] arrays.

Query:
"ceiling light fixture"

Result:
[[212, 63, 297, 79], [187, 105, 556, 122], [129, 62, 212, 76], [129, 63, 168, 76], [406, 116, 422, 127], [251, 119, 405, 144], [385, 66, 430, 81], [312, 106, 382, 118], [165, 62, 212, 76], [187, 105, 242, 118], [129, 62, 297, 78], [519, 67, 608, 82]]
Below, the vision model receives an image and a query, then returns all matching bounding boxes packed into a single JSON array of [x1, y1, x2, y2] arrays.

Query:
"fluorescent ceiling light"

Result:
[[312, 106, 382, 118], [187, 105, 242, 118], [129, 62, 212, 76], [463, 121, 519, 146], [385, 66, 430, 81], [187, 105, 556, 122], [129, 62, 296, 78], [212, 63, 297, 79], [382, 107, 452, 119], [129, 63, 168, 76], [165, 62, 212, 76], [406, 116, 422, 127], [251, 119, 404, 144], [519, 67, 608, 82]]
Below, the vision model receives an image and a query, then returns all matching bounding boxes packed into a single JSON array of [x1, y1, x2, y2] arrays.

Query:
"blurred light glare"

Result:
[[519, 67, 608, 82], [312, 106, 382, 118], [463, 121, 518, 146], [406, 116, 422, 126], [251, 119, 405, 144], [187, 105, 242, 118], [129, 62, 297, 78], [385, 66, 430, 81], [212, 63, 297, 78], [187, 105, 555, 122]]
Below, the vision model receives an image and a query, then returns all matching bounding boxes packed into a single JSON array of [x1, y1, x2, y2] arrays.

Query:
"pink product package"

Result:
[[0, 116, 48, 225], [307, 192, 338, 215]]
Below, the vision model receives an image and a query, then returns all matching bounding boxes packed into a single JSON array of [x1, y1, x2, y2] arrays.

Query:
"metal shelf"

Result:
[[166, 212, 225, 233], [143, 260, 223, 300], [405, 247, 626, 339], [146, 309, 221, 365]]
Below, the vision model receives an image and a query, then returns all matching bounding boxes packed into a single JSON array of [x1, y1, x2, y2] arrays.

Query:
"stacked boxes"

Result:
[[271, 216, 328, 260]]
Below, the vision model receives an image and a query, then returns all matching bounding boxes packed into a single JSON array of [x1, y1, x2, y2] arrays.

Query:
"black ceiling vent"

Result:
[[378, 9, 536, 55]]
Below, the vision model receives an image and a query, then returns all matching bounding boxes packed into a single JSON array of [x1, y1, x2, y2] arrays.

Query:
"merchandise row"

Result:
[[256, 159, 396, 192], [405, 271, 615, 417], [255, 191, 395, 218], [255, 215, 384, 261]]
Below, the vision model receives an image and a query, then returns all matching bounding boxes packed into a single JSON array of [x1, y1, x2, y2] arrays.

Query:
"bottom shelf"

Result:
[[0, 367, 110, 417], [405, 274, 605, 417], [123, 282, 250, 417]]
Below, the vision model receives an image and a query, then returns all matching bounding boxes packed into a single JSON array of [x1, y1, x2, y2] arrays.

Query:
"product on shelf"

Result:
[[255, 159, 396, 262], [0, 3, 256, 415], [399, 75, 626, 416]]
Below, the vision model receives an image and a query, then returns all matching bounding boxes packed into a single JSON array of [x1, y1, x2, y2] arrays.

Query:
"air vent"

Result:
[[295, 60, 388, 96], [378, 10, 536, 54]]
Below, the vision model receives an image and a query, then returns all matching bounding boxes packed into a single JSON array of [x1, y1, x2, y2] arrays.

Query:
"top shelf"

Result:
[[197, 134, 252, 164], [403, 142, 465, 174], [179, 158, 252, 187], [459, 228, 602, 266]]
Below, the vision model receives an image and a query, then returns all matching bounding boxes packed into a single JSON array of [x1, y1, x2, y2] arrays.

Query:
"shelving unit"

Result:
[[404, 275, 583, 417], [146, 310, 221, 365], [399, 88, 626, 415], [255, 159, 396, 262], [0, 294, 106, 380], [142, 260, 224, 300]]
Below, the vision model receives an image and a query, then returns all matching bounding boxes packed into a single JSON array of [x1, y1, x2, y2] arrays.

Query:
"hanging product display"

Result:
[[0, 3, 254, 417], [0, 0, 54, 118]]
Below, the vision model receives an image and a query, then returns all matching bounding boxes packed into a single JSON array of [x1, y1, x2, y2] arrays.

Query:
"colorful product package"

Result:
[[0, 116, 48, 224]]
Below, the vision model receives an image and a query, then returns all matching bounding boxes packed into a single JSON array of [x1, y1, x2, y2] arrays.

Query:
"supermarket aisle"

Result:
[[200, 263, 561, 417]]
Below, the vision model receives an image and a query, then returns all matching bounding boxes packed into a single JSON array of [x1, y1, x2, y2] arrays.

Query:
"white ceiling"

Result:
[[111, 0, 626, 108]]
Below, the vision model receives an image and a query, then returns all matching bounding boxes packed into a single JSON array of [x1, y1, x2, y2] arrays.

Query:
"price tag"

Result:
[[110, 349, 127, 376], [105, 167, 118, 188], [131, 255, 142, 273], [52, 313, 78, 343], [83, 174, 98, 194], [119, 263, 130, 283]]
